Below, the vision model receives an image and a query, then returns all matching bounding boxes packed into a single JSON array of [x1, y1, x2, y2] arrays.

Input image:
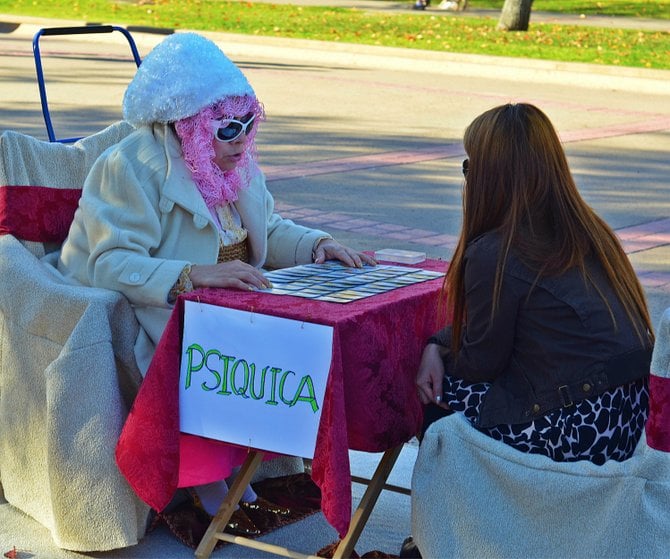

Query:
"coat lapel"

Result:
[[234, 167, 267, 266], [158, 124, 213, 224]]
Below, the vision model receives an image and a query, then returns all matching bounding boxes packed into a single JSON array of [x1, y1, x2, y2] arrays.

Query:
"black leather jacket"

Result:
[[430, 231, 652, 428]]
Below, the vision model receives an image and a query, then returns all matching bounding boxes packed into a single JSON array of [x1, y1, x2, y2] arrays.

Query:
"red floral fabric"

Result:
[[0, 185, 81, 243], [646, 375, 670, 451], [115, 259, 446, 537]]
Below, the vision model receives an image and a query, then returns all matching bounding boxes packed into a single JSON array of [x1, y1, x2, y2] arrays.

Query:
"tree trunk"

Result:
[[497, 0, 534, 31]]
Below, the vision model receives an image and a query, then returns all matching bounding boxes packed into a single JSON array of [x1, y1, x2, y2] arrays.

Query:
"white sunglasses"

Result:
[[213, 114, 256, 143]]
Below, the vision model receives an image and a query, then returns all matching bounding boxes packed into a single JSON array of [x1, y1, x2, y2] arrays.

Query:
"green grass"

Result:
[[470, 0, 670, 20], [1, 0, 668, 69]]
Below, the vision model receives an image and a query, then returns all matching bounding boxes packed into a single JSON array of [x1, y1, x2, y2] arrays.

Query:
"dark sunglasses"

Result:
[[462, 158, 469, 177], [214, 113, 256, 143]]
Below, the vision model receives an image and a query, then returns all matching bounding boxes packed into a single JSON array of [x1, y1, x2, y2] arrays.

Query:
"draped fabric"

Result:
[[116, 260, 445, 536], [0, 185, 81, 242], [0, 122, 134, 246], [0, 122, 151, 552], [413, 412, 670, 558], [646, 307, 670, 450]]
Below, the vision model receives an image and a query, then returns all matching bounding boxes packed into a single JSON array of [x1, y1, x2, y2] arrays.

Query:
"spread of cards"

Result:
[[264, 261, 444, 304]]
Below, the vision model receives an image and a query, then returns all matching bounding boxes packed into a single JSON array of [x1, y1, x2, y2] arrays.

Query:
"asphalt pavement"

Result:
[[1, 5, 669, 558]]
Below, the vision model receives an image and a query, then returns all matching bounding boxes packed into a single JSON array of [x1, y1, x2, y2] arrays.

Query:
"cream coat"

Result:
[[58, 123, 330, 373]]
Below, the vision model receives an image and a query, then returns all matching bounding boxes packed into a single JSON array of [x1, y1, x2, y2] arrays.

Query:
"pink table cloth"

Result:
[[116, 259, 447, 537]]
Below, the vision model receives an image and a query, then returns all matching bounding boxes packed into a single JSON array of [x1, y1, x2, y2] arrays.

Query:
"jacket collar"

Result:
[[154, 123, 213, 223]]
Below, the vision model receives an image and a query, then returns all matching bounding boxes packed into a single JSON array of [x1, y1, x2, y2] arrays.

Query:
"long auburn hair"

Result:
[[444, 103, 653, 351]]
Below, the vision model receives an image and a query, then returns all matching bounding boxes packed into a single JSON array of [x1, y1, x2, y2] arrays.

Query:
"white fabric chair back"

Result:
[[412, 309, 670, 558]]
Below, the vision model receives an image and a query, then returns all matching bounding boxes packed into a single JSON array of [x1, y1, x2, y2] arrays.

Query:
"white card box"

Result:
[[374, 248, 426, 264]]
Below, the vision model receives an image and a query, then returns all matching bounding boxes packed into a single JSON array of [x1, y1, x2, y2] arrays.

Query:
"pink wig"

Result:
[[174, 95, 265, 208]]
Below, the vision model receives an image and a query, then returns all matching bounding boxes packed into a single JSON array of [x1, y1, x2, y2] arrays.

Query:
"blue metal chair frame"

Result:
[[32, 25, 142, 143]]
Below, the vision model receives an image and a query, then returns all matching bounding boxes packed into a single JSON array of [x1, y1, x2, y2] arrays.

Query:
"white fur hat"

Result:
[[122, 32, 255, 126]]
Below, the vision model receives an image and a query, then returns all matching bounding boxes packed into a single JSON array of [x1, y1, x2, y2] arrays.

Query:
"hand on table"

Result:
[[189, 260, 272, 291], [415, 343, 450, 409], [313, 239, 377, 268]]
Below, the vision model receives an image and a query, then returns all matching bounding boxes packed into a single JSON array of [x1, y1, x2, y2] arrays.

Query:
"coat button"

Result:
[[129, 272, 141, 283], [193, 215, 208, 229], [582, 383, 592, 392], [532, 404, 540, 414]]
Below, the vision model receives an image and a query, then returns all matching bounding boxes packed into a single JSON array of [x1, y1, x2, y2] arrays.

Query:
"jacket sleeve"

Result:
[[428, 325, 451, 347], [445, 237, 522, 383], [74, 145, 188, 307]]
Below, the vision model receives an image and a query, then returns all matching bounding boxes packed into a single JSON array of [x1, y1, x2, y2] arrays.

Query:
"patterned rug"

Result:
[[150, 473, 320, 549], [150, 472, 398, 557]]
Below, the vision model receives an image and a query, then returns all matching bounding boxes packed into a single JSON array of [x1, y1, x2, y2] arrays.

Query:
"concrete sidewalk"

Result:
[[0, 446, 419, 558]]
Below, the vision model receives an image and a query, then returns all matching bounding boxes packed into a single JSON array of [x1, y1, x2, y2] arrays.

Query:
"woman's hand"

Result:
[[416, 343, 450, 408], [189, 260, 272, 291], [313, 239, 377, 267]]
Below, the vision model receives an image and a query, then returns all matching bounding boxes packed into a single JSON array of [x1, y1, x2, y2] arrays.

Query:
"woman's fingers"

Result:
[[415, 344, 446, 405], [189, 261, 271, 290], [314, 242, 355, 266], [359, 252, 377, 266], [314, 239, 377, 268]]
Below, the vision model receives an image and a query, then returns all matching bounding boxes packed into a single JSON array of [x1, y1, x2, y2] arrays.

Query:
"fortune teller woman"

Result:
[[57, 32, 374, 536]]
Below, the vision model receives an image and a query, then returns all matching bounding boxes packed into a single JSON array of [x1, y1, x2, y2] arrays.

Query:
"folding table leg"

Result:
[[333, 444, 404, 559], [196, 444, 406, 559], [195, 450, 265, 559]]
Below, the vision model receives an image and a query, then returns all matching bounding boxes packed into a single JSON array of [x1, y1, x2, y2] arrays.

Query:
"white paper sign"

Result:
[[178, 300, 334, 458]]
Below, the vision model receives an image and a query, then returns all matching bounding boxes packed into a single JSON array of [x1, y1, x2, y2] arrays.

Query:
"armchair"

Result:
[[0, 121, 151, 551]]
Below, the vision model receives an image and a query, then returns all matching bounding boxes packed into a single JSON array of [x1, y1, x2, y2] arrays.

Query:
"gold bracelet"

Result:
[[168, 264, 193, 303]]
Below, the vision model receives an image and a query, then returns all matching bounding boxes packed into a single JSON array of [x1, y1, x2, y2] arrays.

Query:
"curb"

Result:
[[2, 14, 669, 96]]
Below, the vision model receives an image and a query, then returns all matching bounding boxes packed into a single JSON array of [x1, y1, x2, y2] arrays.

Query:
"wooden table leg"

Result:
[[195, 450, 265, 559], [333, 444, 405, 559], [196, 444, 407, 559]]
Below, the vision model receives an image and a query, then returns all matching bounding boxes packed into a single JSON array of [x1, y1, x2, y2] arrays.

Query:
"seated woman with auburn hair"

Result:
[[415, 102, 654, 466]]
